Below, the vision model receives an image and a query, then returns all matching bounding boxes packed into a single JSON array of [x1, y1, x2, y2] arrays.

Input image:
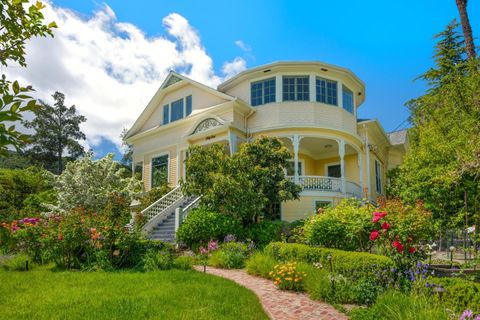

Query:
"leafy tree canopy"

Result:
[[181, 136, 301, 225]]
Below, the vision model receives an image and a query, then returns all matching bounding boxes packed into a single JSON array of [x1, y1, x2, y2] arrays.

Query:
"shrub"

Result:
[[245, 252, 277, 279], [264, 242, 394, 279], [173, 255, 195, 270], [176, 207, 241, 249], [142, 249, 174, 271], [245, 220, 286, 248], [208, 242, 249, 269], [414, 277, 480, 314], [349, 291, 450, 320], [0, 254, 35, 271], [139, 185, 172, 210], [270, 262, 306, 291], [303, 198, 373, 251]]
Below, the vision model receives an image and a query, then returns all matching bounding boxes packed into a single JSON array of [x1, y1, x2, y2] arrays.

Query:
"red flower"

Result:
[[381, 222, 390, 230], [372, 211, 387, 223], [369, 229, 380, 241], [392, 240, 404, 253], [409, 247, 416, 254]]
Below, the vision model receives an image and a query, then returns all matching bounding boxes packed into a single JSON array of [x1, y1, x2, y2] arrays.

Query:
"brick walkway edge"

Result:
[[194, 266, 348, 320]]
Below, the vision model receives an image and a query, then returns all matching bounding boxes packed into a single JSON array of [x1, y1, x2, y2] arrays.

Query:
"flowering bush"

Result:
[[208, 241, 252, 269], [269, 262, 306, 291], [198, 240, 219, 272]]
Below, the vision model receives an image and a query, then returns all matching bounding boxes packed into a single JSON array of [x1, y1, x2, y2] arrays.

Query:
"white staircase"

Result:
[[139, 186, 201, 242]]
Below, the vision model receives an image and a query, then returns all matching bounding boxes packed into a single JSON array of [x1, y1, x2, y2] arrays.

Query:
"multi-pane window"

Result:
[[375, 160, 382, 194], [342, 85, 354, 113], [151, 154, 169, 188], [250, 77, 276, 106], [316, 77, 337, 105], [282, 76, 309, 101], [162, 95, 192, 125]]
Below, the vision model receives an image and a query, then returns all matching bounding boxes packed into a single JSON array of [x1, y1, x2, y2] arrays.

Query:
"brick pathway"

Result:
[[195, 266, 348, 320]]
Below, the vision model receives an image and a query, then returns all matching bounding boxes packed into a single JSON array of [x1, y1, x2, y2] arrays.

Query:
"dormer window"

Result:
[[316, 77, 338, 105], [282, 76, 309, 101], [162, 95, 193, 125], [342, 85, 354, 113], [251, 77, 276, 106]]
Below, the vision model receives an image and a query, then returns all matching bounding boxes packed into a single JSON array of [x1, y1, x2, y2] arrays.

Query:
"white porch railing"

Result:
[[288, 175, 362, 198], [141, 186, 184, 233], [175, 195, 202, 231]]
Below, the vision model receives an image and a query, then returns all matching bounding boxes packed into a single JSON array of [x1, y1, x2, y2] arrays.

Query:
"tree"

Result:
[[181, 137, 301, 225], [0, 0, 56, 155], [390, 21, 480, 233], [455, 0, 476, 60], [24, 92, 87, 174], [52, 153, 142, 213]]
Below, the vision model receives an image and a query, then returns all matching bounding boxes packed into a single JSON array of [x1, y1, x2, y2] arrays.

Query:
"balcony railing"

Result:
[[287, 175, 362, 198]]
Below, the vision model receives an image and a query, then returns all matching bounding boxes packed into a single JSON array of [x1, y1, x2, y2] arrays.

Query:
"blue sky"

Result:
[[19, 1, 480, 158]]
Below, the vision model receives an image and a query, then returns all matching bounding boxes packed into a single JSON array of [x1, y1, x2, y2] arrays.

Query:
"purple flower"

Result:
[[224, 234, 236, 243], [199, 247, 208, 255], [207, 240, 218, 251], [460, 310, 473, 320]]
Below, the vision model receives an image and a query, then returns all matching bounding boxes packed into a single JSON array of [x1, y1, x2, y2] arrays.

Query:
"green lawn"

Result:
[[0, 269, 268, 320]]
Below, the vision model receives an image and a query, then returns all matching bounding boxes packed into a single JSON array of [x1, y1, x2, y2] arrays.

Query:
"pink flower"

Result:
[[409, 247, 416, 254], [381, 222, 390, 230], [207, 240, 219, 251], [372, 211, 387, 223], [392, 240, 404, 253], [199, 247, 208, 255], [370, 229, 380, 241]]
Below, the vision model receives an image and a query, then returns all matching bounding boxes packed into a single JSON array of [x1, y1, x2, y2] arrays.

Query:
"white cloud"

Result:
[[234, 40, 251, 52], [5, 2, 245, 151]]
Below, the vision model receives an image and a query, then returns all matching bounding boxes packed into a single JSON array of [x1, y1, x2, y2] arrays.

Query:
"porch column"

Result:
[[365, 132, 371, 199], [358, 151, 364, 194], [175, 147, 181, 185], [338, 139, 346, 193], [293, 135, 300, 184]]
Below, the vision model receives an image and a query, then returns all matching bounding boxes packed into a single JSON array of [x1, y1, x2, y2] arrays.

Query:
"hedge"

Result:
[[432, 277, 480, 313], [264, 242, 394, 278]]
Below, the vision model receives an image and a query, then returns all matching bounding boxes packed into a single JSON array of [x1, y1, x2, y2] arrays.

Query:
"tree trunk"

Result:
[[456, 0, 476, 60]]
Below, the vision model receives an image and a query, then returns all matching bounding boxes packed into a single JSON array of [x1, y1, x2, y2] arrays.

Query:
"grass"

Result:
[[0, 268, 268, 320]]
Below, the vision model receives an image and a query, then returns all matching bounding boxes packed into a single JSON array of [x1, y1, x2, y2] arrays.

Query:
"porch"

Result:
[[279, 135, 364, 199]]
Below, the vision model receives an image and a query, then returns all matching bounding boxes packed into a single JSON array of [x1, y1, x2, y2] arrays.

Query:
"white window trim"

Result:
[[282, 75, 310, 102], [315, 76, 338, 106], [313, 199, 333, 212], [324, 162, 340, 177], [150, 151, 170, 189], [250, 77, 276, 106]]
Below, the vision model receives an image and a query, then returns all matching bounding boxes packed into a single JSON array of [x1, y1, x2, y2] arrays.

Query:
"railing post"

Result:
[[293, 135, 300, 184], [175, 207, 181, 232]]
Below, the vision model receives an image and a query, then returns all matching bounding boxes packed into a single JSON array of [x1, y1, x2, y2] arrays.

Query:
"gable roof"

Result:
[[126, 71, 236, 139]]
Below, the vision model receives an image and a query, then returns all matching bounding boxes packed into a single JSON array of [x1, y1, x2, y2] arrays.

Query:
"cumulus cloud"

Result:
[[5, 2, 246, 151], [234, 40, 251, 52]]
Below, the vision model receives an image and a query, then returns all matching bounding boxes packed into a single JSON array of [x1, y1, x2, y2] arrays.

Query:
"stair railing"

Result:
[[175, 196, 202, 232], [141, 186, 184, 233]]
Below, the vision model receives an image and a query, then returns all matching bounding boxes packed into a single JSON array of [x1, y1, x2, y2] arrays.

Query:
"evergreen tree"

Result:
[[24, 92, 87, 174]]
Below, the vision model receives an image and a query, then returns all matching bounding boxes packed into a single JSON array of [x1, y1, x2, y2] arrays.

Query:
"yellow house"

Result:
[[125, 61, 407, 239]]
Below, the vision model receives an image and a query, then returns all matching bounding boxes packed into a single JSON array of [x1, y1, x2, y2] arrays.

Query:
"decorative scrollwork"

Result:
[[192, 118, 223, 134]]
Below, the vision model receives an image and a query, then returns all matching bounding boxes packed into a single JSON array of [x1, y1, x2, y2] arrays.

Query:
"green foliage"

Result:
[[176, 207, 241, 249], [0, 254, 35, 271], [0, 167, 55, 221], [264, 242, 394, 279], [139, 185, 172, 210], [181, 137, 301, 224], [173, 255, 195, 270], [23, 92, 87, 174], [142, 248, 174, 271], [349, 291, 450, 320], [208, 242, 249, 269], [245, 251, 277, 279], [245, 219, 288, 248], [414, 277, 480, 314], [390, 21, 480, 229], [53, 153, 141, 213], [303, 199, 374, 251], [0, 0, 56, 155]]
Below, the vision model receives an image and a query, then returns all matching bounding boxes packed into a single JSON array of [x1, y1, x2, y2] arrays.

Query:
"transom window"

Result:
[[316, 77, 337, 105], [151, 154, 169, 188], [342, 85, 354, 113], [251, 77, 276, 106], [162, 95, 193, 125], [282, 76, 309, 101]]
